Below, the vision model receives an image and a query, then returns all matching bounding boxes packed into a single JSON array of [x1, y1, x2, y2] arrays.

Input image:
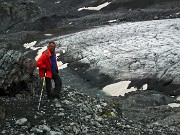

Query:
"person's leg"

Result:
[[45, 77, 52, 98], [52, 73, 62, 98]]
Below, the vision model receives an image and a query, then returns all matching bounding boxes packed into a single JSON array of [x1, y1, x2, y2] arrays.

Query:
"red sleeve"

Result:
[[36, 54, 47, 69]]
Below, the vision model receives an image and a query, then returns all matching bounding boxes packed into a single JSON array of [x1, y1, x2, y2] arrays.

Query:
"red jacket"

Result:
[[36, 49, 58, 78]]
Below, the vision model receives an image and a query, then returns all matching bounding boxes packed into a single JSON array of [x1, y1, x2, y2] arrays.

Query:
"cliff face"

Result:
[[0, 1, 40, 33], [0, 0, 180, 33], [0, 48, 39, 96]]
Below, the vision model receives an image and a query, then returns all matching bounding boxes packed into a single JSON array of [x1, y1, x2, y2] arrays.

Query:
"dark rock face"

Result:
[[0, 48, 39, 96], [0, 0, 180, 33], [0, 1, 40, 33], [128, 78, 180, 96], [106, 0, 180, 10]]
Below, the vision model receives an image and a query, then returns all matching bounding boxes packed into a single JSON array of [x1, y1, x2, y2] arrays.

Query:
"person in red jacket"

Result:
[[36, 41, 62, 99]]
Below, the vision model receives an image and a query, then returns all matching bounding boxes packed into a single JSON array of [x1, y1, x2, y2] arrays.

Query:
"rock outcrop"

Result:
[[0, 48, 39, 96], [0, 0, 180, 34], [0, 1, 40, 33]]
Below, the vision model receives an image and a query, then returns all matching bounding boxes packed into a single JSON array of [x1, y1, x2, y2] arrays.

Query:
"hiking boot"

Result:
[[54, 95, 60, 99], [51, 93, 60, 99], [47, 92, 54, 99]]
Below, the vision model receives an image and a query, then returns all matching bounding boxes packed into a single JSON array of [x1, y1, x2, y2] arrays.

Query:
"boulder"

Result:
[[0, 48, 40, 96]]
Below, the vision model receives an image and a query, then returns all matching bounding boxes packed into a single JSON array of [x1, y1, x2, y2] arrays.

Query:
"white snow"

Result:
[[45, 34, 53, 36], [78, 2, 111, 11], [103, 81, 147, 96], [176, 96, 180, 101], [168, 103, 180, 108], [23, 41, 39, 50], [108, 20, 117, 23], [58, 62, 68, 69], [55, 1, 60, 4], [103, 81, 136, 96]]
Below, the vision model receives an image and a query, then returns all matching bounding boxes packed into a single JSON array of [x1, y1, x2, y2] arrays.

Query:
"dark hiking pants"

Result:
[[45, 73, 62, 98]]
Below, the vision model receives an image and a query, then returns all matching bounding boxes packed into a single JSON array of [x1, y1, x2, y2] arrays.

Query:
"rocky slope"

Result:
[[0, 0, 180, 34], [1, 88, 180, 135]]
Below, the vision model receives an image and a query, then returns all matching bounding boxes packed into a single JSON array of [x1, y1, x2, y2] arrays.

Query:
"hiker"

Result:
[[36, 41, 62, 99]]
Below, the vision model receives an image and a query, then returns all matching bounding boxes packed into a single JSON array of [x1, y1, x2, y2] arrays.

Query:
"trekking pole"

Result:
[[38, 73, 46, 110]]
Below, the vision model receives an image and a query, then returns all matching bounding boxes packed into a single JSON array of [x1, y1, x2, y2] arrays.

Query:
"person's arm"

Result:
[[36, 54, 47, 69]]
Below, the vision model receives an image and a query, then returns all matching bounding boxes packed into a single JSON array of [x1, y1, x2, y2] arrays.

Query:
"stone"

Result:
[[15, 118, 27, 126], [0, 48, 40, 96], [0, 105, 5, 119]]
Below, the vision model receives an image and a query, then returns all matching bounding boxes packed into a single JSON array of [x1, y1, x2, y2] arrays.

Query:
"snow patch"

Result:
[[103, 81, 147, 96], [108, 20, 117, 23], [168, 103, 180, 108], [58, 62, 68, 70], [45, 34, 53, 36], [55, 1, 60, 4], [176, 96, 180, 101], [23, 41, 38, 50], [78, 2, 111, 11]]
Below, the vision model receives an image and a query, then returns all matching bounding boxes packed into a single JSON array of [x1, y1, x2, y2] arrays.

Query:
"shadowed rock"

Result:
[[0, 48, 40, 96], [0, 105, 5, 119], [1, 0, 180, 34], [127, 78, 180, 96], [0, 1, 40, 33]]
